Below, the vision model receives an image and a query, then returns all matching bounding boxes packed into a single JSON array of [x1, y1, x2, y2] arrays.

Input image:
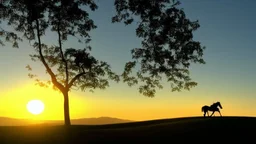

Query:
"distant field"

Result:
[[0, 116, 255, 143]]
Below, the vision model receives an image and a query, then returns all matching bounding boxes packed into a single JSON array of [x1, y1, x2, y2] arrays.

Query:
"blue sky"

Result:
[[88, 0, 256, 98], [0, 0, 256, 120]]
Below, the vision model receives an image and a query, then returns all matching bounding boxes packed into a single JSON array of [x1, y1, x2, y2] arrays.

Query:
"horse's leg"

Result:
[[203, 110, 207, 117], [218, 110, 222, 117], [210, 111, 215, 117], [207, 111, 209, 117]]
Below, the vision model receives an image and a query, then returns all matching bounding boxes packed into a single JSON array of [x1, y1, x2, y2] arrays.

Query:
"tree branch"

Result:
[[35, 19, 65, 92], [68, 72, 85, 89], [57, 21, 69, 87]]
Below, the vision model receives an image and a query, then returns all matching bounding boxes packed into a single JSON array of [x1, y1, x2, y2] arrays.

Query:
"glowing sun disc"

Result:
[[26, 100, 45, 115]]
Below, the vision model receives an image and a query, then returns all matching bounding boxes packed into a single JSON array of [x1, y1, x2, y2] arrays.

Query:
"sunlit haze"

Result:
[[0, 0, 256, 121]]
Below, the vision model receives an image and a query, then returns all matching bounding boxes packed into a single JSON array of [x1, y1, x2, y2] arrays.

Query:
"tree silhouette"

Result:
[[5, 0, 119, 126], [113, 0, 205, 97], [0, 1, 21, 48], [3, 0, 205, 126]]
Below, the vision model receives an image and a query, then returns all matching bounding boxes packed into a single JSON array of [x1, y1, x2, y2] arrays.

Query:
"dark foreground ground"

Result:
[[0, 116, 255, 144]]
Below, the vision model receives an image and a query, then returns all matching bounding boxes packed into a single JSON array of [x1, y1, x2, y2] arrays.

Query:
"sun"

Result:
[[26, 100, 45, 115]]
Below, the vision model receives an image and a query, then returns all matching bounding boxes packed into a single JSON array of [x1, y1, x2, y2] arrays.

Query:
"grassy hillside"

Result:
[[0, 116, 255, 143], [0, 116, 133, 126]]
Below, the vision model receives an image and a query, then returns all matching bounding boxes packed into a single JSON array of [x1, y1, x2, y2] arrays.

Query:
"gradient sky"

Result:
[[0, 0, 256, 121]]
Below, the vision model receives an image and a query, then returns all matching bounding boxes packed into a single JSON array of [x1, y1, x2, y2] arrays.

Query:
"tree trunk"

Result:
[[63, 91, 71, 126]]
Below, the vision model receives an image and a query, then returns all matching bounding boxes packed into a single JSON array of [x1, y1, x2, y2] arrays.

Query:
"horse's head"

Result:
[[216, 101, 223, 109]]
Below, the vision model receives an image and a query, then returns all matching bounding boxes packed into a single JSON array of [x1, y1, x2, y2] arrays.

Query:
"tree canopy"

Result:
[[0, 1, 21, 48], [113, 0, 205, 97], [1, 0, 205, 125]]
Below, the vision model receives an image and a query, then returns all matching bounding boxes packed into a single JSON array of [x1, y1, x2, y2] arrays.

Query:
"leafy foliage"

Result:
[[6, 0, 120, 125], [28, 45, 120, 92], [6, 0, 119, 93], [113, 0, 205, 97], [0, 2, 22, 47], [2, 0, 206, 125]]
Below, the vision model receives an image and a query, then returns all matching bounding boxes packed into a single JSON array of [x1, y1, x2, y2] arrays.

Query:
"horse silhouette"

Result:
[[201, 102, 223, 117]]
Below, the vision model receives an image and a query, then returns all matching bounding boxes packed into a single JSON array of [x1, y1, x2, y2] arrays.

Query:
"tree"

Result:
[[6, 0, 119, 126], [0, 1, 21, 48], [3, 0, 205, 126], [113, 0, 205, 97]]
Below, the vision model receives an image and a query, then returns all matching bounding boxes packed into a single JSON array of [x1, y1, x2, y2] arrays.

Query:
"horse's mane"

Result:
[[210, 102, 220, 107]]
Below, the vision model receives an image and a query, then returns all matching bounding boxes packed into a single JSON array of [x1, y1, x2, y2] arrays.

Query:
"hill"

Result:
[[71, 116, 133, 125], [0, 116, 255, 143], [0, 117, 133, 126]]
